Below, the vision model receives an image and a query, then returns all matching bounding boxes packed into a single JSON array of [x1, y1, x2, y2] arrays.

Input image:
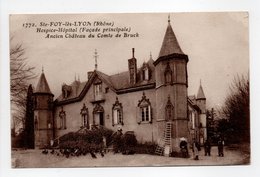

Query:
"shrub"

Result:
[[122, 133, 137, 147], [58, 127, 114, 152], [12, 131, 26, 148], [132, 142, 157, 155]]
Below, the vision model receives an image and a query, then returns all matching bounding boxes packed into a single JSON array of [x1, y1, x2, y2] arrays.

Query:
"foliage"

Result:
[[57, 129, 157, 155], [120, 133, 137, 154], [23, 84, 35, 148], [11, 131, 26, 148], [206, 108, 219, 144], [58, 128, 114, 152], [111, 131, 138, 154], [132, 142, 156, 155], [220, 74, 250, 143], [10, 40, 36, 130], [121, 133, 137, 147]]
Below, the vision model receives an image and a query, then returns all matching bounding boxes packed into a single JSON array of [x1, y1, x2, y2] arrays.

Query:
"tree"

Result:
[[10, 41, 36, 132], [220, 74, 249, 143], [24, 84, 35, 148], [206, 108, 218, 143]]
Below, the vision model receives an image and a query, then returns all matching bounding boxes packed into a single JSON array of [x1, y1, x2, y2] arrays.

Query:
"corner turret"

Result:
[[33, 69, 54, 148]]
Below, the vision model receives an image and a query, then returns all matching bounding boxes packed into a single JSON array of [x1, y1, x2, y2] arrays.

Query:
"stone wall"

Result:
[[54, 79, 158, 143]]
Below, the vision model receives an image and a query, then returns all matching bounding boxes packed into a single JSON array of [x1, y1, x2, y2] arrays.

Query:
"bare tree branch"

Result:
[[10, 39, 36, 131]]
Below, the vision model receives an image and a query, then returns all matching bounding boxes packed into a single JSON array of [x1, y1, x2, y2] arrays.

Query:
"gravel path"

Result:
[[12, 147, 250, 168]]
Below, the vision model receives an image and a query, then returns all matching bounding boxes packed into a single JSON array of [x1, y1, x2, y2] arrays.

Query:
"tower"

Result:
[[196, 81, 207, 143], [33, 69, 54, 148], [154, 16, 189, 151]]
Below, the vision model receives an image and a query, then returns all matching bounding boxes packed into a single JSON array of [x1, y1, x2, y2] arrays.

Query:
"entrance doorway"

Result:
[[94, 112, 104, 126], [93, 103, 104, 127]]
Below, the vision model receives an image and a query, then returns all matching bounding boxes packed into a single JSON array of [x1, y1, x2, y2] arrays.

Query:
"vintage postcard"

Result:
[[10, 12, 249, 168]]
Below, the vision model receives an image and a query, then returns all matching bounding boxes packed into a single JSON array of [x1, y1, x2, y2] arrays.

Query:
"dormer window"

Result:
[[143, 67, 149, 81]]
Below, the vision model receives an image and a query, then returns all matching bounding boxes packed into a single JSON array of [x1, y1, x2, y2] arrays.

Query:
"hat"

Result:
[[180, 137, 187, 141]]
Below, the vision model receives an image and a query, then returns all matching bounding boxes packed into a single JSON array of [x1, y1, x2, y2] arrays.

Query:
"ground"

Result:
[[12, 146, 250, 168]]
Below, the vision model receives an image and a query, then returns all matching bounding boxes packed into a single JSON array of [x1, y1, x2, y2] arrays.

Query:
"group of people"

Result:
[[179, 137, 225, 160]]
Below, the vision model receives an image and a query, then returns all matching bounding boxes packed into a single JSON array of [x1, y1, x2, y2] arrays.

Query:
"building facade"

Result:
[[33, 18, 207, 152]]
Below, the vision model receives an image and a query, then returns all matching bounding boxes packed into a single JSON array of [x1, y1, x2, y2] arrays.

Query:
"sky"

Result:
[[9, 12, 249, 109]]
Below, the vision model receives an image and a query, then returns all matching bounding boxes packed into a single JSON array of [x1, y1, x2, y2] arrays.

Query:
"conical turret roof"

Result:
[[197, 84, 206, 100], [35, 72, 52, 94], [158, 18, 184, 58]]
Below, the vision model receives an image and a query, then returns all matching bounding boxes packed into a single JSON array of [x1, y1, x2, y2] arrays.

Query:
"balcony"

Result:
[[91, 93, 105, 103]]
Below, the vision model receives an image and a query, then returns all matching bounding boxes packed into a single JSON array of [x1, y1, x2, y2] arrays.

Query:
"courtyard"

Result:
[[12, 146, 250, 168]]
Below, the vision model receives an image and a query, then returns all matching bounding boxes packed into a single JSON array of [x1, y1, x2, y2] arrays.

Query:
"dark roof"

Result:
[[197, 84, 206, 100], [35, 72, 52, 94], [188, 96, 201, 112], [188, 95, 196, 103], [56, 81, 87, 101], [55, 59, 156, 105], [158, 21, 184, 58]]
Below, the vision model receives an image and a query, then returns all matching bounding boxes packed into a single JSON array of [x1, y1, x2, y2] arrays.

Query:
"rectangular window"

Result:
[[192, 112, 195, 129], [145, 107, 149, 121], [140, 106, 151, 122], [118, 110, 122, 123], [113, 109, 118, 124], [94, 84, 102, 96], [142, 108, 145, 121], [113, 109, 122, 125]]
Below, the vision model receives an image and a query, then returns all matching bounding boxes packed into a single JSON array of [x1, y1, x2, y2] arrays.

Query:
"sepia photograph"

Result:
[[9, 12, 250, 168]]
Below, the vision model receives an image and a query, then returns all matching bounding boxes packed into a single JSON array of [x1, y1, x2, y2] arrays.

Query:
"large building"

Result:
[[33, 17, 207, 153]]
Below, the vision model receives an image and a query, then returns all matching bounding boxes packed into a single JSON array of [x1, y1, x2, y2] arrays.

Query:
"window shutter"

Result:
[[136, 107, 142, 124], [112, 110, 115, 126], [122, 110, 124, 125], [149, 106, 152, 123], [113, 109, 118, 125], [64, 116, 66, 129]]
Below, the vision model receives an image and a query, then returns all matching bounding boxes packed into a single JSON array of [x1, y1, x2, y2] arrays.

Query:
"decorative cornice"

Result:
[[138, 92, 151, 107], [154, 53, 188, 66]]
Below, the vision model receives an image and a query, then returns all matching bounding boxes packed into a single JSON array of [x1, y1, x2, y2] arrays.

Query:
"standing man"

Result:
[[192, 139, 200, 160], [204, 139, 211, 156], [217, 137, 224, 157]]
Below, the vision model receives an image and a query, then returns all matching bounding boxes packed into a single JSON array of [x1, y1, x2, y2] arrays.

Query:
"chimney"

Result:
[[128, 48, 137, 85], [132, 48, 135, 58]]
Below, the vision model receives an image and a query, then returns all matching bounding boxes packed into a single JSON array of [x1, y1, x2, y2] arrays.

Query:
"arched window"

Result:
[[112, 97, 123, 126], [137, 92, 152, 124], [165, 96, 174, 121], [164, 62, 172, 84], [80, 103, 89, 128], [59, 107, 66, 129], [93, 103, 104, 126]]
